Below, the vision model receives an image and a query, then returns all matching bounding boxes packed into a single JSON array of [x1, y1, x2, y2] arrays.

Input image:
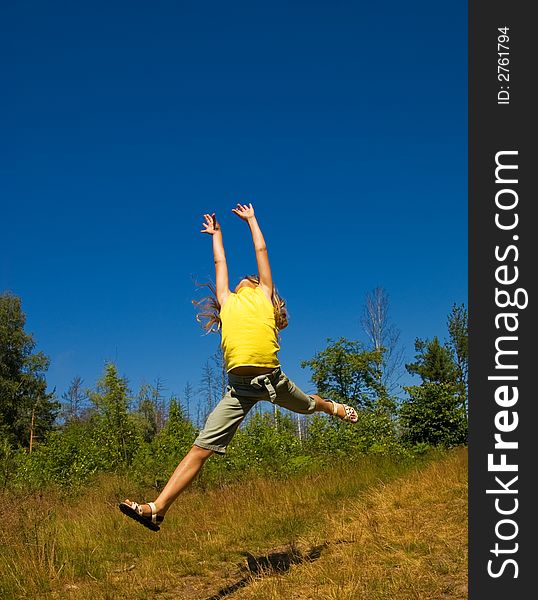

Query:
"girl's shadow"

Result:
[[204, 541, 337, 600]]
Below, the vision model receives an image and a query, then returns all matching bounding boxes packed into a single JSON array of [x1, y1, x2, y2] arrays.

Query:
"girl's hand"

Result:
[[201, 213, 221, 235], [232, 203, 255, 221]]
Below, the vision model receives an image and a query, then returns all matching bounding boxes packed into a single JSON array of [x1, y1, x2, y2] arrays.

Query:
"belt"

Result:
[[250, 373, 278, 402], [228, 367, 282, 402]]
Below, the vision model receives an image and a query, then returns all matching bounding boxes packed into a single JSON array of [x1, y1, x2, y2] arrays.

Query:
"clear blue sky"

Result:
[[1, 1, 467, 414]]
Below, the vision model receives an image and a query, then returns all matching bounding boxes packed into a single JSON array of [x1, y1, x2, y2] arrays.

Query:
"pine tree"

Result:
[[0, 293, 59, 447], [401, 304, 469, 447], [405, 337, 458, 384], [88, 363, 134, 465]]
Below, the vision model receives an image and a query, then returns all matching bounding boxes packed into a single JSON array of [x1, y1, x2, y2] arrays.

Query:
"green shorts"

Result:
[[194, 367, 317, 455]]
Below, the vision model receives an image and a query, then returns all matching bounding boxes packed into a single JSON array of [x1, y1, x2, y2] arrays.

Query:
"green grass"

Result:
[[0, 448, 467, 599]]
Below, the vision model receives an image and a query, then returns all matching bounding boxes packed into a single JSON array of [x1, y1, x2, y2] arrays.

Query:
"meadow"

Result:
[[0, 447, 467, 600]]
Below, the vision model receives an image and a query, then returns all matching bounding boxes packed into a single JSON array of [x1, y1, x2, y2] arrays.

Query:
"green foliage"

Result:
[[219, 411, 304, 478], [0, 293, 59, 447], [10, 364, 152, 489], [246, 410, 302, 468], [405, 304, 468, 397], [402, 304, 468, 448], [0, 434, 26, 490], [87, 363, 140, 466], [12, 421, 112, 488], [301, 337, 386, 408], [304, 409, 402, 458], [406, 337, 458, 384], [447, 303, 468, 408], [130, 397, 197, 488], [399, 382, 468, 447], [133, 383, 160, 443], [165, 396, 191, 439], [1, 292, 470, 494]]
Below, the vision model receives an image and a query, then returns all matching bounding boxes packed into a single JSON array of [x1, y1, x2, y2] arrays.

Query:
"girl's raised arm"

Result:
[[201, 213, 230, 306], [232, 203, 273, 299]]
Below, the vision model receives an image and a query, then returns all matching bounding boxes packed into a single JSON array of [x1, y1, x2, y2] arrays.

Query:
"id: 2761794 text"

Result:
[[497, 27, 510, 105]]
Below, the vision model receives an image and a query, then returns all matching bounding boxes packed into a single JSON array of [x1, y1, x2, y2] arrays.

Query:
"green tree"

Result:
[[301, 337, 386, 409], [401, 304, 469, 447], [87, 363, 138, 466], [131, 396, 196, 488], [163, 396, 194, 440], [405, 336, 457, 384], [135, 383, 159, 443], [447, 303, 468, 410], [400, 382, 467, 447], [0, 293, 59, 447]]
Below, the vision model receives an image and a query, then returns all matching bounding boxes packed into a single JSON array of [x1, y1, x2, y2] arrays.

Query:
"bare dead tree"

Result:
[[153, 378, 167, 433], [360, 286, 405, 396], [211, 347, 228, 400], [61, 376, 86, 424], [199, 360, 216, 424], [183, 381, 195, 423], [296, 414, 303, 442], [29, 405, 36, 452]]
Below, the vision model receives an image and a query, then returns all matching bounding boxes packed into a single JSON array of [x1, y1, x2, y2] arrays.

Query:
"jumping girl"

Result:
[[119, 203, 358, 531]]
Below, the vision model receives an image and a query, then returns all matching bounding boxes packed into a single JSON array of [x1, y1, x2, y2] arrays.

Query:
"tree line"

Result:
[[0, 289, 468, 490]]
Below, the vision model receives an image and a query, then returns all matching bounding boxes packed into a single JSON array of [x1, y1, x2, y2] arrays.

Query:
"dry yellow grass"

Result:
[[234, 447, 467, 600], [0, 448, 467, 599]]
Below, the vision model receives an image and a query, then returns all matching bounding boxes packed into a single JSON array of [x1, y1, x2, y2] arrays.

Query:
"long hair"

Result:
[[192, 275, 289, 334]]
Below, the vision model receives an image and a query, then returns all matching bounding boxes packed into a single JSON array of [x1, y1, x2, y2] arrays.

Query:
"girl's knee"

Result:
[[191, 444, 214, 460]]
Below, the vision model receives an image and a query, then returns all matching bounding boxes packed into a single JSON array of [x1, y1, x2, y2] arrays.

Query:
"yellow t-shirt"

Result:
[[220, 286, 280, 372]]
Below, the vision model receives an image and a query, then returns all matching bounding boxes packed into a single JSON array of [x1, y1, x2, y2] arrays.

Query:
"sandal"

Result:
[[118, 500, 164, 532], [331, 400, 358, 423]]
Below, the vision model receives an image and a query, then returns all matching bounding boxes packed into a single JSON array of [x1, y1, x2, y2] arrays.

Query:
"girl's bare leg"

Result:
[[311, 394, 347, 418], [124, 444, 213, 518]]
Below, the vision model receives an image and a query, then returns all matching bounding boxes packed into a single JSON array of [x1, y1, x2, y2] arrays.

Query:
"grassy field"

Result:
[[0, 448, 467, 599]]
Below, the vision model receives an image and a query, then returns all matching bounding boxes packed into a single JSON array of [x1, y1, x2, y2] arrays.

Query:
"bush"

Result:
[[304, 408, 402, 457], [10, 411, 147, 489], [399, 382, 468, 447], [130, 412, 197, 489], [12, 421, 112, 488], [220, 411, 303, 477]]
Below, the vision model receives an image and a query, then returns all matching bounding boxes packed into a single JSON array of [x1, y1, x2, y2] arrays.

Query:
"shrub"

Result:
[[399, 382, 468, 447]]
